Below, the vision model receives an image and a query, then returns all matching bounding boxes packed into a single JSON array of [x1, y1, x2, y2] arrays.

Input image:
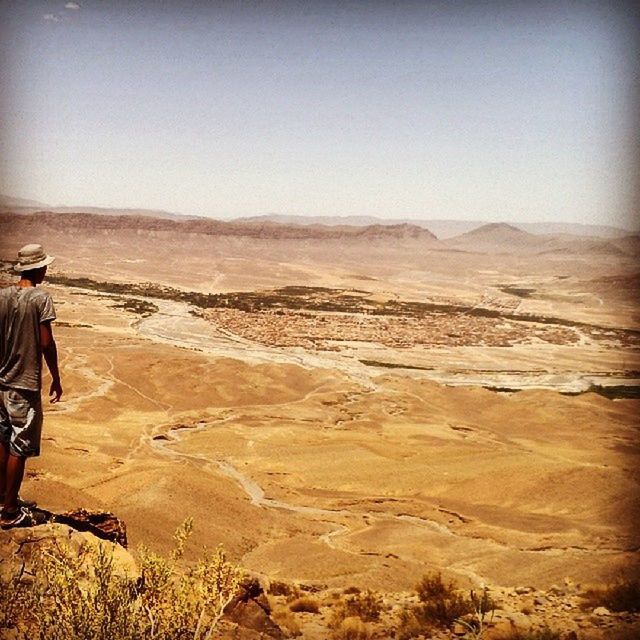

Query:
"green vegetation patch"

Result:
[[114, 298, 160, 317], [47, 275, 640, 346]]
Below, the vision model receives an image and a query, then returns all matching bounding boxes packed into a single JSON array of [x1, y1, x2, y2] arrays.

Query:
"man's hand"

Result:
[[49, 379, 63, 403]]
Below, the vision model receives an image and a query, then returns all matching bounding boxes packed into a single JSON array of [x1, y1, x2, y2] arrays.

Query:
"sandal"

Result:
[[1, 506, 35, 530]]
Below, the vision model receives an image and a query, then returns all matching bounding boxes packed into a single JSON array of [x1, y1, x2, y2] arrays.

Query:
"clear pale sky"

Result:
[[0, 1, 637, 228]]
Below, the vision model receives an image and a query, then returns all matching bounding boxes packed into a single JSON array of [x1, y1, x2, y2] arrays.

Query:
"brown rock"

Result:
[[0, 522, 137, 583], [224, 577, 284, 639], [53, 508, 128, 547]]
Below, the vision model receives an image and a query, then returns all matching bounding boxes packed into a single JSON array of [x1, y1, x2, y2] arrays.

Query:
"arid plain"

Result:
[[1, 211, 639, 598]]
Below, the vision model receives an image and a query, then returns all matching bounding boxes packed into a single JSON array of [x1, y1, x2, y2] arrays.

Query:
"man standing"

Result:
[[0, 244, 62, 529]]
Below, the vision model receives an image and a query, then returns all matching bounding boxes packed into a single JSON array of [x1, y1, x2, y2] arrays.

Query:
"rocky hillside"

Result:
[[0, 510, 285, 640], [1, 511, 638, 639], [0, 211, 439, 243]]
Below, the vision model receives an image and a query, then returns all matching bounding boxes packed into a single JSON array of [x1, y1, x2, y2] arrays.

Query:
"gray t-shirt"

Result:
[[0, 286, 56, 391]]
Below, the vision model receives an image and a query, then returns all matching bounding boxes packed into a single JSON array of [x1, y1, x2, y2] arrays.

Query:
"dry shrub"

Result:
[[397, 572, 496, 639], [581, 577, 640, 613], [415, 572, 474, 626], [0, 519, 242, 640], [288, 596, 320, 614], [332, 616, 371, 640], [271, 605, 302, 637], [269, 580, 298, 598], [330, 589, 383, 628]]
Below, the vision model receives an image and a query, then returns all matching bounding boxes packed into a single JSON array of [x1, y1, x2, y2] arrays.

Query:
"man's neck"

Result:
[[17, 278, 36, 288]]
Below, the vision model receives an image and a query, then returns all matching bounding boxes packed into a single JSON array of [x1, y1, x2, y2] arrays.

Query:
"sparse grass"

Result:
[[581, 577, 640, 612], [0, 519, 242, 640], [288, 596, 320, 614]]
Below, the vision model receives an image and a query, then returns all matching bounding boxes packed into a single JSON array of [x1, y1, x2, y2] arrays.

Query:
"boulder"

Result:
[[224, 577, 284, 639], [0, 522, 137, 584]]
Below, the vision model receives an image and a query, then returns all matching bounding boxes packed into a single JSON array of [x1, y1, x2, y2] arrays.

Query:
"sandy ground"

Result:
[[1, 225, 638, 597], [17, 303, 640, 592]]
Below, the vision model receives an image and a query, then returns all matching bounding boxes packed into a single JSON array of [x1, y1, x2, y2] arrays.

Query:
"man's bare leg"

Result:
[[0, 441, 8, 499], [0, 445, 26, 516]]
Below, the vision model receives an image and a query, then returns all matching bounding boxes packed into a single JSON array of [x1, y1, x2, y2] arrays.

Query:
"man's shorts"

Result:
[[0, 386, 43, 458]]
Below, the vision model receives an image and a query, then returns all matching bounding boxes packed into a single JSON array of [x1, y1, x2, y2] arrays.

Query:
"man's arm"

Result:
[[40, 321, 63, 403]]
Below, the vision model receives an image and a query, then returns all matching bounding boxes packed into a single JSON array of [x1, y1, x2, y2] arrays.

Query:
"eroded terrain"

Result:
[[1, 217, 639, 604]]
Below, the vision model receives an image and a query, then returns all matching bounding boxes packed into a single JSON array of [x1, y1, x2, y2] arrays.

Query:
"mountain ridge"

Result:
[[0, 211, 440, 243], [2, 194, 634, 238]]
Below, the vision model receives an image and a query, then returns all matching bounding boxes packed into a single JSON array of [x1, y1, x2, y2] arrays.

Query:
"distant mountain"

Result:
[[355, 223, 437, 241], [0, 194, 194, 221], [515, 221, 632, 239], [444, 223, 545, 253], [234, 214, 633, 239], [453, 222, 529, 239], [237, 214, 387, 226], [0, 211, 440, 244], [0, 194, 50, 208], [3, 195, 634, 239], [539, 235, 630, 257], [612, 234, 640, 256], [444, 223, 635, 257], [2, 193, 634, 243], [235, 214, 484, 238], [6, 205, 190, 221]]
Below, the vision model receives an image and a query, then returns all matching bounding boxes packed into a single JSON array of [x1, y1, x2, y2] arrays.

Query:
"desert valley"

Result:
[[1, 206, 639, 638]]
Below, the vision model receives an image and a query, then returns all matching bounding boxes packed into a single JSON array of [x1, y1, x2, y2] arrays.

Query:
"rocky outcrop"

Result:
[[0, 518, 283, 639], [225, 577, 284, 639], [53, 508, 128, 547], [0, 522, 137, 585], [15, 506, 129, 547]]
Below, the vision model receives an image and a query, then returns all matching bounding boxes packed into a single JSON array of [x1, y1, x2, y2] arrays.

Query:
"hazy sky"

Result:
[[0, 1, 637, 227]]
